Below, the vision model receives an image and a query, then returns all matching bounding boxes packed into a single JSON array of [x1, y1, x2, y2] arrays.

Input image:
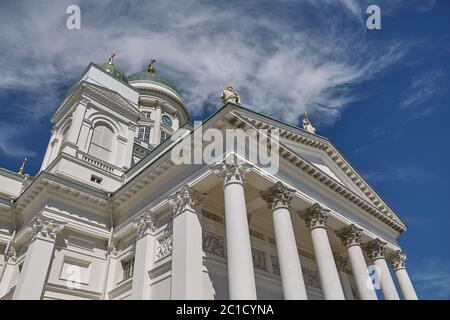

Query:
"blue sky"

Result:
[[0, 0, 449, 299]]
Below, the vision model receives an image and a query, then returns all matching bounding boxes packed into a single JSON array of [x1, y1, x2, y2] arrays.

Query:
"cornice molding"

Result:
[[229, 109, 406, 233], [51, 81, 141, 125], [14, 172, 109, 213]]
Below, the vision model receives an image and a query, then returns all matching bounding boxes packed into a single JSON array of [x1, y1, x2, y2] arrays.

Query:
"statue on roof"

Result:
[[221, 86, 241, 105], [147, 58, 156, 73], [302, 112, 316, 134], [108, 52, 117, 65]]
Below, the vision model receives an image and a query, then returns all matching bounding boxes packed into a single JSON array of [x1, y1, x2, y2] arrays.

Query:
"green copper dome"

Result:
[[99, 62, 127, 81], [127, 71, 180, 94]]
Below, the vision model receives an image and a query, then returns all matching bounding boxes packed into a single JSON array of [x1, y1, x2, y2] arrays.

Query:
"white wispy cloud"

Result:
[[0, 1, 407, 123], [401, 70, 445, 113], [0, 124, 37, 159], [410, 257, 450, 299], [363, 165, 434, 183], [1, 0, 435, 158]]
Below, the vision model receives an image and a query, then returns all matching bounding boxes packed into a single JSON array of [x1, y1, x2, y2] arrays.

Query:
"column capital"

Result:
[[260, 181, 295, 210], [298, 203, 330, 230], [134, 209, 156, 238], [128, 121, 137, 131], [390, 250, 407, 271], [365, 238, 387, 261], [107, 239, 118, 256], [336, 224, 363, 248], [213, 154, 252, 187], [5, 245, 17, 263], [79, 97, 90, 107], [29, 215, 64, 242], [169, 185, 205, 217]]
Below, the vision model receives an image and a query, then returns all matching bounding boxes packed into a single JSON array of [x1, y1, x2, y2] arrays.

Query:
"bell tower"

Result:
[[39, 54, 141, 191]]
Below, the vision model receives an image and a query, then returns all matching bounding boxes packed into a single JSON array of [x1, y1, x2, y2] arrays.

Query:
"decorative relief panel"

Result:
[[268, 237, 276, 246], [271, 255, 280, 275], [67, 236, 95, 251], [202, 231, 225, 258], [302, 267, 321, 288], [155, 234, 173, 260], [298, 248, 314, 260], [252, 248, 267, 271], [249, 229, 265, 241]]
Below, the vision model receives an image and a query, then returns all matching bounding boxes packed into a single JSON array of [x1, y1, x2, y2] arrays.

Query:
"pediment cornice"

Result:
[[51, 81, 142, 125], [228, 107, 406, 232]]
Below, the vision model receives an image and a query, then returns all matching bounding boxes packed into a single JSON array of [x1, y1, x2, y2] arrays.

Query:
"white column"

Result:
[[102, 241, 118, 300], [153, 106, 162, 145], [0, 247, 17, 297], [261, 182, 307, 300], [122, 122, 137, 170], [39, 129, 57, 171], [366, 239, 400, 300], [63, 98, 89, 156], [298, 203, 345, 300], [170, 186, 205, 299], [336, 224, 378, 300], [390, 251, 418, 300], [213, 156, 257, 300], [333, 256, 356, 300], [337, 270, 356, 300], [13, 216, 63, 300], [131, 210, 156, 300]]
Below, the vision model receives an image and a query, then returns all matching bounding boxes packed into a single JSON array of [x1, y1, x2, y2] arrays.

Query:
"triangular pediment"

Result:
[[225, 105, 405, 229], [83, 81, 138, 113]]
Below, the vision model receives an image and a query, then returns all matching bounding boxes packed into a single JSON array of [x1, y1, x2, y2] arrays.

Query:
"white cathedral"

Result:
[[0, 54, 418, 300]]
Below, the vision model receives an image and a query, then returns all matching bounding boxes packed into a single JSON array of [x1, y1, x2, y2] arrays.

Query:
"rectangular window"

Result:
[[122, 257, 135, 280], [138, 126, 151, 144], [160, 130, 170, 143], [90, 175, 102, 184], [142, 111, 151, 119]]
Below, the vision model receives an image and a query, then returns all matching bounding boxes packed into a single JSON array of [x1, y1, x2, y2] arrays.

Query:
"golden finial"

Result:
[[18, 157, 27, 175], [108, 52, 117, 65], [147, 58, 156, 73]]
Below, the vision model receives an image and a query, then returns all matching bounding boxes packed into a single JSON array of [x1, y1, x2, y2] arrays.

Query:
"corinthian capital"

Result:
[[5, 246, 17, 262], [298, 203, 330, 230], [336, 224, 362, 248], [169, 185, 205, 216], [260, 181, 295, 210], [365, 238, 387, 261], [212, 154, 252, 187], [29, 215, 64, 241], [134, 209, 156, 238], [390, 250, 407, 271]]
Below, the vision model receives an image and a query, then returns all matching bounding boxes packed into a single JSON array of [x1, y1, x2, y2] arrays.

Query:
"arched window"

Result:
[[88, 123, 114, 162]]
